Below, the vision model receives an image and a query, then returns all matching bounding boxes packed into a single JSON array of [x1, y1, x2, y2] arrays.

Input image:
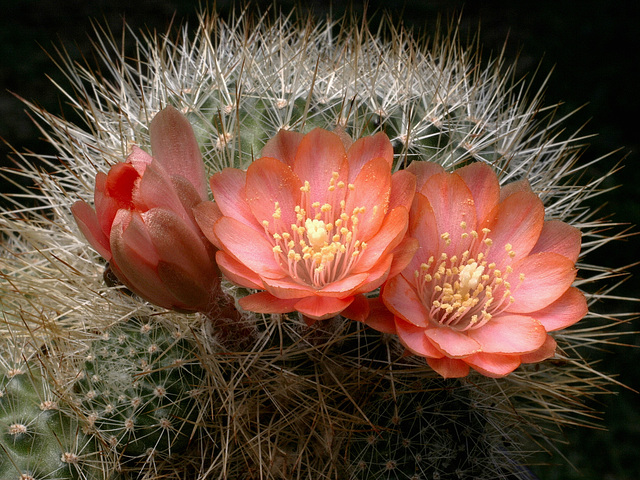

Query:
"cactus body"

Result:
[[72, 318, 204, 461], [0, 360, 104, 480]]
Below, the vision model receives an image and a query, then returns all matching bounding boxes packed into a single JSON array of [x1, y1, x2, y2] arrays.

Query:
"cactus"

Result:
[[0, 354, 107, 480], [71, 317, 205, 463], [0, 6, 634, 480], [348, 376, 533, 480]]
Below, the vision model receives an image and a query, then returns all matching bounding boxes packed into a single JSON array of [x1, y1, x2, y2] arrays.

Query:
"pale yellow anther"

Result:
[[460, 221, 467, 229], [273, 246, 283, 253], [348, 183, 355, 190]]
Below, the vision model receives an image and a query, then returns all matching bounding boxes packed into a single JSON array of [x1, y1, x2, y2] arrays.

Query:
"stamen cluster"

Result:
[[266, 177, 367, 288]]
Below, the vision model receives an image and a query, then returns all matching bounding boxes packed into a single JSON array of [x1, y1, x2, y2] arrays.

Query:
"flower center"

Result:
[[414, 226, 524, 331], [263, 172, 369, 288]]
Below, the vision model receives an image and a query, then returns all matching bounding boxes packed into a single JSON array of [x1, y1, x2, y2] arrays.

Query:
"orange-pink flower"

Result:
[[368, 161, 587, 378], [194, 128, 418, 322], [72, 106, 220, 313]]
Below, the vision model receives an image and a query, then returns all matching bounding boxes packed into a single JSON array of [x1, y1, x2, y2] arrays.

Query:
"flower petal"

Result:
[[520, 335, 557, 364], [388, 237, 419, 279], [354, 206, 409, 274], [216, 251, 264, 290], [210, 168, 263, 231], [320, 273, 370, 296], [113, 210, 159, 266], [346, 131, 393, 182], [464, 352, 521, 378], [381, 274, 430, 328], [292, 128, 349, 205], [424, 327, 482, 358], [171, 175, 205, 215], [395, 319, 444, 358], [143, 208, 215, 286], [72, 200, 112, 260], [359, 298, 396, 332], [149, 106, 207, 200], [126, 145, 154, 175], [353, 253, 393, 295], [530, 287, 587, 331], [421, 171, 476, 254], [239, 291, 298, 314], [499, 178, 531, 202], [507, 252, 577, 314], [261, 276, 317, 299], [483, 190, 544, 266], [467, 314, 547, 354], [344, 157, 392, 241], [260, 129, 305, 168], [134, 160, 190, 219], [426, 357, 470, 378], [245, 156, 302, 232], [455, 162, 500, 225], [193, 201, 224, 249], [341, 294, 370, 323], [404, 193, 439, 278], [389, 169, 417, 211], [105, 161, 139, 207], [406, 161, 445, 192], [294, 295, 354, 320], [529, 219, 581, 263], [110, 212, 181, 308], [94, 172, 119, 238], [213, 216, 285, 279], [156, 261, 214, 312]]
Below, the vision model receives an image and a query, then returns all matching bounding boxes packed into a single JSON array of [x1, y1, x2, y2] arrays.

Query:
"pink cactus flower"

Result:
[[72, 106, 220, 313], [194, 128, 418, 323], [367, 161, 587, 378]]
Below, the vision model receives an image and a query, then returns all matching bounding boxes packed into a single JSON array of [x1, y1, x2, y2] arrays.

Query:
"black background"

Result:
[[1, 1, 639, 478]]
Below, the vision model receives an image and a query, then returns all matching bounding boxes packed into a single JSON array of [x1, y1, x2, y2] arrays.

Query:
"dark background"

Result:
[[1, 1, 638, 478]]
